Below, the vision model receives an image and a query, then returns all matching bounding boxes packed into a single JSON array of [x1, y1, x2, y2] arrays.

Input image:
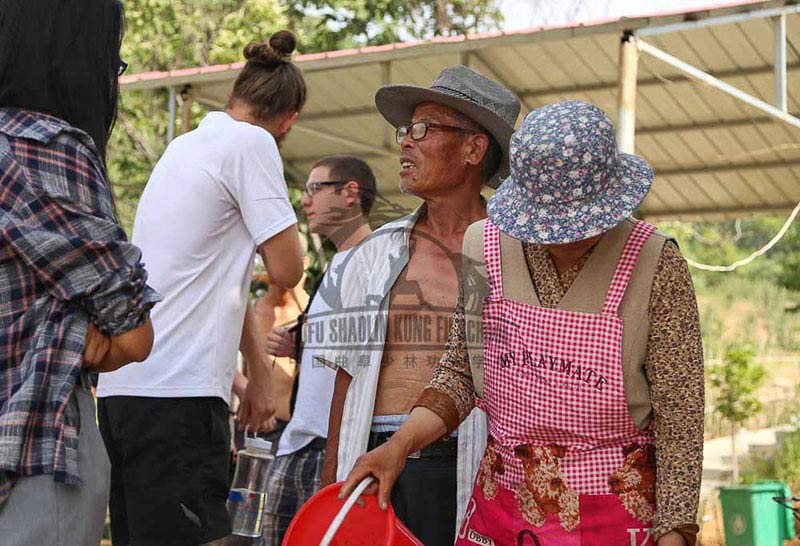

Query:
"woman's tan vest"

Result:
[[461, 218, 668, 430]]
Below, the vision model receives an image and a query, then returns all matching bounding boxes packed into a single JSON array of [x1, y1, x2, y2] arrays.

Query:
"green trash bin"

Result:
[[718, 481, 795, 546]]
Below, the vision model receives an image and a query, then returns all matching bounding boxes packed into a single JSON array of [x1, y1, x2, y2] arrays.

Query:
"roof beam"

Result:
[[638, 3, 800, 37], [518, 62, 800, 100], [654, 158, 800, 177], [289, 125, 395, 157], [120, 3, 800, 91], [283, 106, 800, 135], [285, 150, 388, 163], [638, 113, 800, 135], [302, 106, 376, 121], [637, 38, 800, 130]]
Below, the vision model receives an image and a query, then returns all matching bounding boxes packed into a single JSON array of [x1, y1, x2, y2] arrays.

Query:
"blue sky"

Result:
[[499, 0, 733, 30]]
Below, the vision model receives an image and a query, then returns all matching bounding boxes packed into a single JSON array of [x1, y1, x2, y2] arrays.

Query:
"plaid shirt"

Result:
[[0, 108, 160, 506]]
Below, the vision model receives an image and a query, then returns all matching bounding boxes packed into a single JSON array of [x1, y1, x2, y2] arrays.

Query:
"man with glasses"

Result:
[[250, 155, 376, 546], [321, 66, 520, 546]]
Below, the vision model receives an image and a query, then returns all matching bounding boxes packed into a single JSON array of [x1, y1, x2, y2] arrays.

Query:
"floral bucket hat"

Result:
[[487, 100, 653, 244]]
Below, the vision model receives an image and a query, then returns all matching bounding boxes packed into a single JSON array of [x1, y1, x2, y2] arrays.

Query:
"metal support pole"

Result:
[[637, 38, 800, 131], [774, 13, 787, 112], [167, 87, 177, 143], [381, 61, 393, 150], [181, 97, 193, 134], [638, 4, 800, 36], [460, 50, 471, 67], [616, 32, 638, 154]]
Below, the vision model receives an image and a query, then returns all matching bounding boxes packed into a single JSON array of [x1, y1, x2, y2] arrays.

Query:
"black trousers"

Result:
[[98, 396, 232, 546], [368, 437, 457, 546]]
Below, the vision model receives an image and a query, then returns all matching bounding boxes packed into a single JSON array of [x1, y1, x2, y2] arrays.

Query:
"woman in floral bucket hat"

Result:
[[488, 100, 654, 244], [342, 100, 704, 546]]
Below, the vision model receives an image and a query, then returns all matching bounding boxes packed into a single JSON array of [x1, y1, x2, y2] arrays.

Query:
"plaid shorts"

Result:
[[257, 444, 324, 546]]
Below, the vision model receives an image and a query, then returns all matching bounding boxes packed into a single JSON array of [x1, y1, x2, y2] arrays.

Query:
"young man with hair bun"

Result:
[[97, 30, 306, 546]]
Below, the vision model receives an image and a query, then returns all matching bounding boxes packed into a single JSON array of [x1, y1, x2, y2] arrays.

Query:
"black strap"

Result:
[[517, 531, 542, 546], [288, 273, 325, 416]]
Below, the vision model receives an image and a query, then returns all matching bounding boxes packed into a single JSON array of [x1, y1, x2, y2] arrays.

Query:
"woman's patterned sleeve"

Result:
[[647, 241, 704, 545]]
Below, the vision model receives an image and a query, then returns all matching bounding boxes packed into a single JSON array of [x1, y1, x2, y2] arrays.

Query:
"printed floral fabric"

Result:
[[476, 436, 504, 501], [514, 444, 580, 532], [488, 100, 653, 244], [608, 443, 657, 523]]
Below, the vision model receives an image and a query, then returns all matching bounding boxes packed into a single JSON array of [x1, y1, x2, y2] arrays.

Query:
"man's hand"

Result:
[[237, 375, 277, 432], [265, 325, 295, 358], [338, 436, 410, 511], [83, 323, 111, 369]]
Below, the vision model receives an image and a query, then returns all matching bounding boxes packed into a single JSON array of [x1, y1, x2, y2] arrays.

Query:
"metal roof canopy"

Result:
[[120, 0, 800, 222]]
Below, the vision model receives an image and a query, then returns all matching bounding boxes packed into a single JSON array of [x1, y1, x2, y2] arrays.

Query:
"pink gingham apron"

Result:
[[456, 219, 658, 546]]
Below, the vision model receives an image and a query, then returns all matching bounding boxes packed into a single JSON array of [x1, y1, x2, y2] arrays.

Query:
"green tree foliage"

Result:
[[109, 0, 503, 233], [285, 0, 503, 52], [661, 218, 800, 294], [660, 218, 800, 356], [709, 346, 766, 426], [741, 428, 800, 491], [709, 346, 766, 481]]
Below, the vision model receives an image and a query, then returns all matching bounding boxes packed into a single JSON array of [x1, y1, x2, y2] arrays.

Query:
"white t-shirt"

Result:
[[277, 251, 349, 456], [97, 112, 297, 403]]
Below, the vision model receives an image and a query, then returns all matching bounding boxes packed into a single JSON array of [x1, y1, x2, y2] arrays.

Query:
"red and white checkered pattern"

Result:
[[478, 220, 656, 496]]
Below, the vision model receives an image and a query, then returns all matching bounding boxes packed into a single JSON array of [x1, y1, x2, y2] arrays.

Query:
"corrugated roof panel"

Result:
[[723, 171, 772, 204], [744, 169, 793, 202], [788, 15, 800, 62], [538, 40, 609, 85], [635, 85, 692, 127], [490, 45, 555, 90], [667, 174, 721, 205], [119, 0, 800, 221], [740, 14, 788, 61], [514, 42, 575, 87], [709, 24, 770, 66], [689, 172, 747, 208], [649, 31, 713, 71], [634, 133, 673, 165], [689, 28, 742, 71], [767, 168, 800, 201], [731, 123, 797, 162], [640, 183, 670, 211], [644, 83, 707, 126], [648, 176, 696, 209]]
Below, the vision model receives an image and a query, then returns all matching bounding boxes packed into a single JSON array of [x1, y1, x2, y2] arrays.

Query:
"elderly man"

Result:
[[321, 66, 520, 546], [342, 101, 704, 546]]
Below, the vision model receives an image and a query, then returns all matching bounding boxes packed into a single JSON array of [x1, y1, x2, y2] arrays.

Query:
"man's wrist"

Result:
[[246, 356, 273, 383]]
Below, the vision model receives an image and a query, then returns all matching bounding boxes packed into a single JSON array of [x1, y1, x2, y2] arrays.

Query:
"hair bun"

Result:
[[243, 30, 297, 66], [269, 30, 297, 58], [243, 41, 276, 64]]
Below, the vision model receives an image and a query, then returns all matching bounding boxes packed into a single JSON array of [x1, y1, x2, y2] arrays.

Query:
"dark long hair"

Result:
[[0, 0, 124, 163]]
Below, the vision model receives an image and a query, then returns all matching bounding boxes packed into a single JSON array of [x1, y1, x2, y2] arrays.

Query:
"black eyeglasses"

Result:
[[303, 180, 348, 197], [118, 60, 129, 77], [395, 121, 472, 145]]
